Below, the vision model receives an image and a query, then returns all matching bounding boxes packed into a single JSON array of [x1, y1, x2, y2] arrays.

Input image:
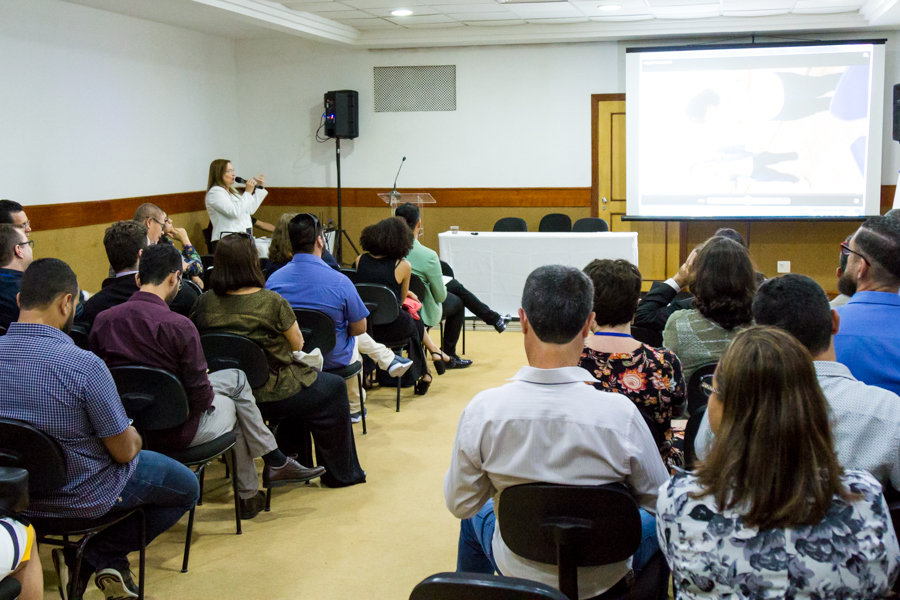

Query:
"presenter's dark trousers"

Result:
[[441, 279, 501, 357]]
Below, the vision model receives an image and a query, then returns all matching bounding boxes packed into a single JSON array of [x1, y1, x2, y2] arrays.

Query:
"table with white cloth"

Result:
[[438, 231, 639, 318]]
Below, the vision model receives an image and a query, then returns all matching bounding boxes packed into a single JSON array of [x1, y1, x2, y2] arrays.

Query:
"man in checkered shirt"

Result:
[[0, 259, 199, 600]]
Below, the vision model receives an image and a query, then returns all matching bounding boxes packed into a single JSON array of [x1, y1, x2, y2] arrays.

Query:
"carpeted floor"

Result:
[[39, 326, 527, 599]]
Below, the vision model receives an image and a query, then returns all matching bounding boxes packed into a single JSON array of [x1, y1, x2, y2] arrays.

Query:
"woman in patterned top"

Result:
[[579, 259, 686, 471], [663, 236, 755, 381], [658, 326, 900, 599]]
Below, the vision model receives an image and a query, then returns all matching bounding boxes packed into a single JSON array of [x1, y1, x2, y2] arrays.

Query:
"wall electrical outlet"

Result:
[[777, 261, 791, 274]]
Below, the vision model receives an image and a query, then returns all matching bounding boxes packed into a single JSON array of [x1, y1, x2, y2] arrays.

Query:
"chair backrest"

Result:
[[572, 217, 609, 233], [355, 284, 400, 326], [339, 268, 358, 284], [200, 254, 215, 272], [68, 323, 90, 350], [293, 309, 337, 355], [630, 326, 663, 348], [109, 366, 190, 433], [498, 482, 641, 565], [0, 325, 6, 336], [440, 260, 454, 278], [410, 572, 569, 600], [409, 274, 427, 301], [0, 467, 28, 514], [538, 213, 572, 233], [493, 217, 528, 232], [200, 333, 270, 389], [0, 418, 66, 495], [687, 362, 718, 415], [683, 404, 707, 470], [0, 575, 22, 600]]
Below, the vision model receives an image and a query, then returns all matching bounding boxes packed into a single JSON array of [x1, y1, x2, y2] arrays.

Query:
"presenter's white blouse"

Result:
[[205, 185, 268, 242]]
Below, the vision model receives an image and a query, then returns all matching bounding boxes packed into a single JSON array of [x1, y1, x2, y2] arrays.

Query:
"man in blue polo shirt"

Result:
[[0, 224, 33, 329], [266, 214, 373, 419], [834, 216, 900, 396]]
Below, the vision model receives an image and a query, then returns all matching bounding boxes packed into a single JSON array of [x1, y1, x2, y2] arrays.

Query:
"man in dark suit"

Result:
[[78, 220, 200, 330], [633, 248, 696, 331]]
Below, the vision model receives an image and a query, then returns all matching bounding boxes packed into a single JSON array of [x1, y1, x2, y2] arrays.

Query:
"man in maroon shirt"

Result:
[[90, 244, 324, 518]]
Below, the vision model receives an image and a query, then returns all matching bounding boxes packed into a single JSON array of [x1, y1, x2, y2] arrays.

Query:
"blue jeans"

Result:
[[84, 450, 199, 571], [457, 500, 659, 577]]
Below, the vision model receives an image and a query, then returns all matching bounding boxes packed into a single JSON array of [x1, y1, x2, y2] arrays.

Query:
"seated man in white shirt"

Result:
[[694, 274, 900, 493], [443, 265, 669, 599]]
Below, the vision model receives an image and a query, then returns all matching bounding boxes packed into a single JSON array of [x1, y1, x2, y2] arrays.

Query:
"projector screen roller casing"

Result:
[[625, 41, 886, 220]]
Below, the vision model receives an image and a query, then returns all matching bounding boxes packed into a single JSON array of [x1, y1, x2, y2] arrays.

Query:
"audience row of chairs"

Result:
[[493, 215, 610, 233]]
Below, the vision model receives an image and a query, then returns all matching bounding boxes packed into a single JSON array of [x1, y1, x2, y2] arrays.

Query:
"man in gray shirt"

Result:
[[695, 274, 900, 493]]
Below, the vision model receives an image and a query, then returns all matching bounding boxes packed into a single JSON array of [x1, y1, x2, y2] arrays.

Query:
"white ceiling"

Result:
[[60, 0, 900, 47]]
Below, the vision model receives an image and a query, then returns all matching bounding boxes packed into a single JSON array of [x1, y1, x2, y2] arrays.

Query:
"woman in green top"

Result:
[[662, 237, 755, 382], [190, 234, 365, 488]]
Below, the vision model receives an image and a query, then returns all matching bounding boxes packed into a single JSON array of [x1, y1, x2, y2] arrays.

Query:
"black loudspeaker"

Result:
[[324, 90, 359, 139], [893, 84, 900, 142]]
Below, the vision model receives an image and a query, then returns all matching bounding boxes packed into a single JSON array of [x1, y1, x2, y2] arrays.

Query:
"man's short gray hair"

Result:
[[521, 265, 594, 344]]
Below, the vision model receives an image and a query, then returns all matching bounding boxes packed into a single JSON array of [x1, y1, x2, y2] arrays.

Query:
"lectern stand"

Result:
[[378, 192, 436, 234]]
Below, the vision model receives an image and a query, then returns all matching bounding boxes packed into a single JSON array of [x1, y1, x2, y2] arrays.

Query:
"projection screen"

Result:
[[625, 41, 885, 219]]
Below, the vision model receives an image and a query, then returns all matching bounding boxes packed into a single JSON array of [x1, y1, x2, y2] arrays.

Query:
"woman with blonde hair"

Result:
[[205, 159, 267, 252], [658, 325, 900, 598]]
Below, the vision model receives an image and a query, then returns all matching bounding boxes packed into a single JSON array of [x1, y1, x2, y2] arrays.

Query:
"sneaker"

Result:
[[53, 547, 94, 600], [350, 408, 368, 423], [494, 314, 512, 334], [95, 567, 139, 599], [387, 355, 413, 378]]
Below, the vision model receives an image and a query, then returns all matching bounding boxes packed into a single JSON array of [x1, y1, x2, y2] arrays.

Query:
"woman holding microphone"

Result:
[[206, 159, 267, 253]]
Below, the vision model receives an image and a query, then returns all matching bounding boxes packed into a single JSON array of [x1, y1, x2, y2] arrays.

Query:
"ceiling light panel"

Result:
[[432, 3, 512, 12], [368, 6, 442, 16], [571, 1, 651, 16], [589, 13, 654, 19], [646, 0, 717, 6], [720, 0, 793, 7], [386, 12, 459, 22]]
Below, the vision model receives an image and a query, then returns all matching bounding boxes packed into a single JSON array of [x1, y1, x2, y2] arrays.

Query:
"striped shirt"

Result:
[[444, 366, 669, 598], [0, 323, 135, 519]]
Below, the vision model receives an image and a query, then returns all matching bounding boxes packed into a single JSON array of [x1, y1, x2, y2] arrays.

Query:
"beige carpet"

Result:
[[40, 327, 528, 600]]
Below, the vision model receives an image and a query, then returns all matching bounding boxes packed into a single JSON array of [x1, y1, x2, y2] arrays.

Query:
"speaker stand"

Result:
[[333, 137, 359, 265]]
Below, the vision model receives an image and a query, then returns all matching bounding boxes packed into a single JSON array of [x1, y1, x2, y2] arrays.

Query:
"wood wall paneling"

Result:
[[611, 113, 626, 202]]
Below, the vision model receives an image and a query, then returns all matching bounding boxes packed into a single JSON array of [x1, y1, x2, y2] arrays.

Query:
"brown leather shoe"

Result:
[[240, 491, 266, 520], [263, 457, 326, 487]]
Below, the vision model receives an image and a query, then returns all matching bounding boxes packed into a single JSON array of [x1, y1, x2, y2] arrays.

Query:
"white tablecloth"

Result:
[[438, 231, 639, 318]]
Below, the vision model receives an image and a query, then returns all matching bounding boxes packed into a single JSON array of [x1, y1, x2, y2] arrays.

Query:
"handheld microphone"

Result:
[[235, 176, 264, 190], [389, 157, 406, 200]]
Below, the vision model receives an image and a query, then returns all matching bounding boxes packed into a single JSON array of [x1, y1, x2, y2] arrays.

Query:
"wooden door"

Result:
[[591, 94, 681, 290]]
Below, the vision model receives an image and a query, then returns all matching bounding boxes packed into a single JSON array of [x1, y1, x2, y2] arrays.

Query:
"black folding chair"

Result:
[[338, 268, 358, 283], [199, 333, 298, 511], [110, 366, 239, 573], [68, 323, 90, 350], [410, 572, 569, 600], [686, 362, 718, 416], [572, 218, 610, 232], [630, 326, 662, 348], [0, 325, 6, 336], [293, 309, 366, 435], [539, 213, 572, 233], [0, 418, 147, 599], [355, 283, 419, 412], [440, 260, 467, 355], [498, 483, 670, 600], [493, 217, 528, 232], [683, 404, 707, 471], [0, 578, 20, 600], [200, 254, 215, 288]]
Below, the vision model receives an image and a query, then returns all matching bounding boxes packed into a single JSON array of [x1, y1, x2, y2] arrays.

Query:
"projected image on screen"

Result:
[[626, 43, 884, 219]]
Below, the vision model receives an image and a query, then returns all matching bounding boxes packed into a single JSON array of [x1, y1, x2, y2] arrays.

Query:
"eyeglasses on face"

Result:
[[16, 240, 34, 249], [840, 241, 869, 265], [14, 221, 30, 230], [700, 381, 719, 396], [150, 217, 168, 228]]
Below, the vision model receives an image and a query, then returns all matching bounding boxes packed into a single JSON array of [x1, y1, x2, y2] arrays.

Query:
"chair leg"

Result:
[[230, 448, 242, 535], [358, 372, 366, 435], [265, 487, 272, 512], [396, 372, 401, 412], [197, 464, 206, 506], [138, 509, 146, 600], [181, 505, 195, 573], [462, 319, 466, 355], [70, 534, 94, 600]]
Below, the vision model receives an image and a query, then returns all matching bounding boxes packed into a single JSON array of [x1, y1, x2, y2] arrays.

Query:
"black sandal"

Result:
[[431, 351, 450, 375], [415, 375, 432, 395]]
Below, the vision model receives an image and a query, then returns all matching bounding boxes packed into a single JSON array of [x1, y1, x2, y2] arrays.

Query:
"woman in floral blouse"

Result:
[[579, 259, 686, 471], [658, 326, 900, 599]]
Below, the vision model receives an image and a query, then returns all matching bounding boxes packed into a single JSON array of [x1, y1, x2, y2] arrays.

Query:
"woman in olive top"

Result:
[[190, 233, 365, 488]]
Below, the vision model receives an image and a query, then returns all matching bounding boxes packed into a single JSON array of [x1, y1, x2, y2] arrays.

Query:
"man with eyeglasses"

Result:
[[833, 216, 900, 397], [0, 224, 34, 329], [0, 200, 31, 238], [91, 244, 324, 522]]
